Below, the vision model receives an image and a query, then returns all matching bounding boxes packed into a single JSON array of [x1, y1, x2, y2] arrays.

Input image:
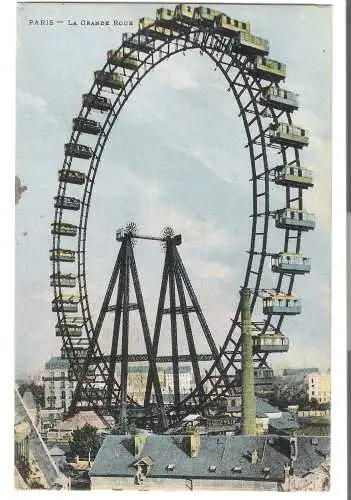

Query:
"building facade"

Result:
[[164, 365, 193, 395], [307, 372, 331, 404], [42, 357, 76, 411]]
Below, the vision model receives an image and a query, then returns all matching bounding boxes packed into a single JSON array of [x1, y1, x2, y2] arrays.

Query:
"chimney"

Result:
[[189, 432, 200, 457], [240, 288, 256, 435], [134, 433, 147, 457], [250, 449, 258, 464]]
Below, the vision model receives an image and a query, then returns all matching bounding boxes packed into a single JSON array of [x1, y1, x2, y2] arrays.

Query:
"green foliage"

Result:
[[69, 424, 101, 459], [18, 382, 45, 408], [309, 397, 320, 410], [110, 422, 137, 435]]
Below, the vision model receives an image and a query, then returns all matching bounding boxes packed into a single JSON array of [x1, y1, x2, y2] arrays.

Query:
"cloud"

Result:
[[17, 88, 48, 113], [158, 62, 199, 90]]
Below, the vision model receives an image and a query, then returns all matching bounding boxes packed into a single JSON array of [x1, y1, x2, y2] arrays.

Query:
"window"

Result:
[[61, 391, 66, 400], [208, 465, 217, 472], [242, 22, 247, 30], [166, 464, 175, 471], [233, 466, 242, 473]]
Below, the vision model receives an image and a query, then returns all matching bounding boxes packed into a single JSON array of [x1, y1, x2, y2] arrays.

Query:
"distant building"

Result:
[[307, 372, 331, 404], [42, 357, 76, 411], [47, 410, 111, 443], [124, 363, 193, 404], [221, 398, 299, 435], [164, 365, 193, 394], [125, 363, 166, 405], [90, 433, 330, 491], [282, 368, 319, 383]]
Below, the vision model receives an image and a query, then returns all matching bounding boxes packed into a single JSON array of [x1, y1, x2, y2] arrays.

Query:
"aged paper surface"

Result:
[[13, 1, 345, 496]]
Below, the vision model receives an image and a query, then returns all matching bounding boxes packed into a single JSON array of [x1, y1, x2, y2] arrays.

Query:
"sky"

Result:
[[15, 2, 332, 377]]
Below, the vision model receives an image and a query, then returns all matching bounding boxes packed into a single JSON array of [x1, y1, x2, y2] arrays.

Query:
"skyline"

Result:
[[16, 2, 332, 377]]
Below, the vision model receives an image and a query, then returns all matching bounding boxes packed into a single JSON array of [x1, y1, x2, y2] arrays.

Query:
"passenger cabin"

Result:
[[58, 169, 85, 185], [269, 123, 309, 148], [139, 17, 178, 39], [51, 222, 78, 236], [82, 93, 112, 112], [194, 6, 222, 26], [214, 14, 250, 35], [275, 208, 316, 231], [271, 253, 311, 274], [122, 33, 155, 53], [274, 165, 314, 188], [52, 295, 80, 313], [236, 367, 274, 386], [50, 248, 75, 263], [54, 196, 80, 211], [65, 143, 93, 159], [73, 117, 101, 135], [260, 87, 298, 112], [156, 7, 175, 26], [55, 318, 83, 337], [263, 294, 301, 315], [50, 273, 76, 288], [94, 71, 124, 90], [174, 4, 196, 24], [232, 31, 269, 56], [252, 334, 289, 353], [107, 50, 139, 70], [61, 346, 87, 359], [249, 56, 286, 83]]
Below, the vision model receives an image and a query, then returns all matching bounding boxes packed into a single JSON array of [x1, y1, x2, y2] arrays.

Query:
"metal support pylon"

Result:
[[145, 235, 224, 413], [70, 231, 166, 428]]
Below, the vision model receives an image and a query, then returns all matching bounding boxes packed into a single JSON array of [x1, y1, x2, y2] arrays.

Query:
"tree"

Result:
[[69, 424, 101, 459], [310, 397, 320, 410]]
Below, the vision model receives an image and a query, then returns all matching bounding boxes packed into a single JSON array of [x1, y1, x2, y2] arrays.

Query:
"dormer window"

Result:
[[263, 466, 271, 473], [166, 464, 175, 471], [233, 466, 242, 473], [208, 465, 217, 473]]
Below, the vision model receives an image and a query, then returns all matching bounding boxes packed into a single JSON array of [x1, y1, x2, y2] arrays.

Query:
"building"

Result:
[[307, 372, 331, 404], [42, 357, 76, 411], [15, 388, 68, 490], [89, 433, 330, 491], [124, 363, 166, 405], [214, 397, 299, 435], [46, 410, 111, 443], [164, 365, 193, 394], [124, 363, 193, 404]]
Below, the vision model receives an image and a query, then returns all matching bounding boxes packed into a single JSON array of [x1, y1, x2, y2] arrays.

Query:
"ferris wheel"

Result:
[[50, 4, 314, 426]]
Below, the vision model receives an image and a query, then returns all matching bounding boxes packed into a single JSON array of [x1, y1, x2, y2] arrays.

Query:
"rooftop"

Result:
[[44, 356, 70, 370], [56, 411, 109, 431], [90, 434, 330, 482]]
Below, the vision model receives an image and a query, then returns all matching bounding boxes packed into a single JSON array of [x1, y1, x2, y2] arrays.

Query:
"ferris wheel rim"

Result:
[[52, 14, 307, 415]]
